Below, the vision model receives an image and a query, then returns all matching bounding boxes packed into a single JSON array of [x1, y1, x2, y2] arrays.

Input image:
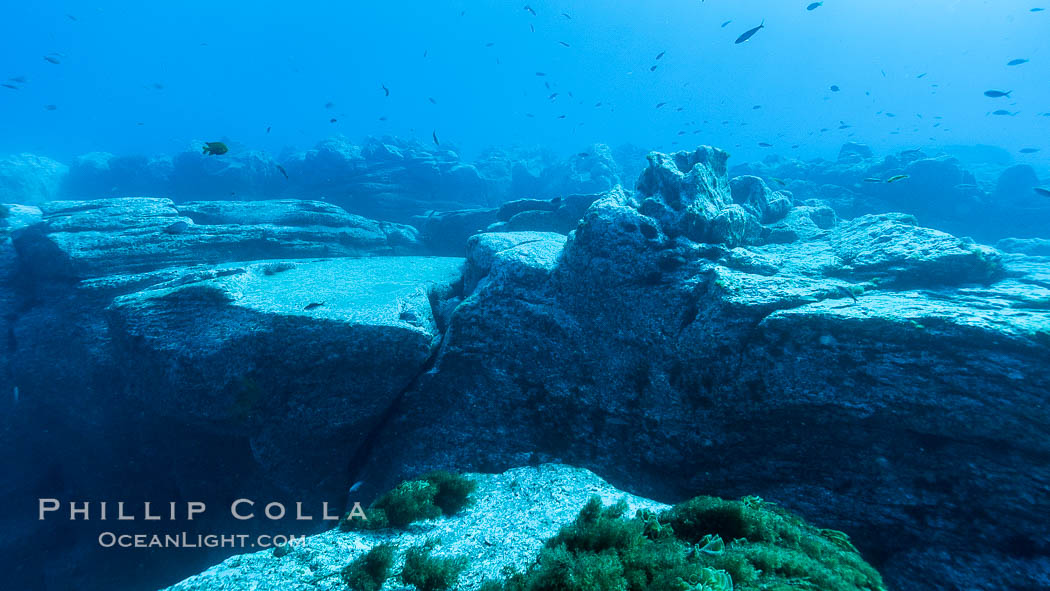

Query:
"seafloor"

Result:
[[1, 139, 1048, 591]]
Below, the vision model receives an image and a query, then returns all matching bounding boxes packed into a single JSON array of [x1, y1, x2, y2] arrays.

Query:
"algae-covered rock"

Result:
[[163, 465, 884, 591]]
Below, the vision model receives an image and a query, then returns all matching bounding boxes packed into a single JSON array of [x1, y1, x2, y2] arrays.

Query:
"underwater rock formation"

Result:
[[2, 145, 1047, 591], [414, 193, 605, 256], [0, 197, 458, 591], [732, 144, 1050, 242], [0, 153, 68, 204], [164, 464, 885, 591], [358, 148, 1050, 591], [14, 198, 420, 279]]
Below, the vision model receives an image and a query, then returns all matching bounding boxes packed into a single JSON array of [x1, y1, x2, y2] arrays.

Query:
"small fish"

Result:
[[1033, 187, 1050, 197], [329, 118, 337, 123], [721, 20, 732, 28], [830, 85, 840, 92], [524, 5, 536, 16], [758, 142, 773, 147], [324, 101, 335, 109], [807, 2, 823, 10], [1, 83, 17, 90], [558, 41, 570, 47], [656, 51, 666, 60], [1007, 58, 1029, 66], [432, 130, 439, 145], [735, 21, 765, 44], [535, 72, 546, 76], [656, 102, 666, 108], [44, 104, 57, 111], [485, 42, 495, 47], [577, 152, 590, 158], [984, 90, 1011, 98], [1032, 7, 1045, 12], [650, 65, 658, 72], [836, 285, 857, 302], [304, 302, 326, 311], [887, 174, 909, 183], [863, 178, 882, 183], [771, 177, 786, 186], [991, 109, 1016, 116], [67, 14, 78, 21], [8, 76, 27, 83], [562, 12, 572, 19], [202, 141, 228, 156], [348, 481, 364, 494], [266, 126, 271, 133], [382, 84, 389, 96], [1019, 148, 1040, 154], [428, 97, 437, 104], [164, 221, 190, 234], [752, 105, 762, 109], [43, 56, 61, 64], [276, 164, 288, 179], [917, 73, 927, 79], [548, 92, 558, 100]]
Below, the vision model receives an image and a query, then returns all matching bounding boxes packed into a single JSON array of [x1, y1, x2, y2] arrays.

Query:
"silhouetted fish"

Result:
[[807, 2, 823, 10], [202, 142, 228, 156], [735, 21, 764, 44], [276, 164, 288, 179], [432, 130, 439, 145], [830, 85, 840, 92], [1007, 59, 1029, 66], [721, 20, 732, 28], [164, 221, 190, 234], [1034, 187, 1050, 197], [656, 51, 665, 60], [382, 84, 389, 96], [1019, 148, 1040, 154], [524, 5, 536, 16], [43, 56, 60, 64], [304, 302, 326, 311], [887, 175, 909, 183], [558, 41, 570, 47], [984, 90, 1011, 98]]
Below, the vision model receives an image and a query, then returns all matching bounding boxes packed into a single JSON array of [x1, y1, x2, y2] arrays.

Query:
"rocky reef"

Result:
[[732, 143, 1050, 241], [0, 143, 1047, 591]]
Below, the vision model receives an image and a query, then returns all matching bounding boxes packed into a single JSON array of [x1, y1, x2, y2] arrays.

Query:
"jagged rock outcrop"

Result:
[[358, 149, 1050, 591]]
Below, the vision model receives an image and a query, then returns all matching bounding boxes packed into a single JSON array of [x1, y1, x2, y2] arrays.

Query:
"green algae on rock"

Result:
[[163, 465, 883, 591]]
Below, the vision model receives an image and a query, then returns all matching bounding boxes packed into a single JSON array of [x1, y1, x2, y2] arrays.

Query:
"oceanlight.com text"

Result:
[[97, 532, 307, 549]]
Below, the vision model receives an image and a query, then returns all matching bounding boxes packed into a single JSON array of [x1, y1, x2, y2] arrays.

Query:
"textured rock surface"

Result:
[[0, 153, 68, 204], [355, 149, 1049, 591], [14, 198, 421, 279], [107, 257, 461, 495], [164, 465, 664, 591], [0, 197, 460, 591]]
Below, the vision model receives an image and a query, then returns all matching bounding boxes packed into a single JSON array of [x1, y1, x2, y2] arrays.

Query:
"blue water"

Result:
[[1, 1, 1047, 172]]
